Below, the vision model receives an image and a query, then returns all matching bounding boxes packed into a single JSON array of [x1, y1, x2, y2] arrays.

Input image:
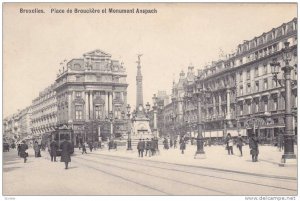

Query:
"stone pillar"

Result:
[[68, 92, 72, 121], [212, 94, 216, 117], [109, 92, 113, 112], [195, 93, 205, 157], [85, 92, 89, 120], [226, 89, 231, 119], [219, 93, 222, 117], [105, 92, 109, 116], [89, 91, 93, 119]]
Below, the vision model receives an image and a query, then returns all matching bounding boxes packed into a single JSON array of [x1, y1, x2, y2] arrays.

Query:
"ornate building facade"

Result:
[[31, 84, 57, 138], [156, 18, 297, 142], [54, 49, 128, 145], [196, 18, 297, 140], [3, 106, 32, 143]]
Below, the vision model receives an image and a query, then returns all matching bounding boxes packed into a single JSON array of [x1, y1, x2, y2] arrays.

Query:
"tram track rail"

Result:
[[73, 153, 297, 194], [73, 155, 231, 195], [83, 151, 297, 180]]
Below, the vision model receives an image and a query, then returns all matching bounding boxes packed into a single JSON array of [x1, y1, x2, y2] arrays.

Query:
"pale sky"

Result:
[[3, 3, 297, 117]]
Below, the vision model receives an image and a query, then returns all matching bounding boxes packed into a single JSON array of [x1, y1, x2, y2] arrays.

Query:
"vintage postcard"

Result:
[[2, 2, 298, 198]]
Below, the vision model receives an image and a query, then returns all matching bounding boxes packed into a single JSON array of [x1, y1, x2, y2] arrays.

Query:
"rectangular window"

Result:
[[247, 70, 250, 80], [255, 81, 259, 92], [248, 103, 251, 114], [247, 83, 251, 93], [76, 91, 81, 98], [240, 86, 243, 96], [273, 79, 277, 88], [115, 92, 121, 100], [264, 79, 268, 90], [263, 65, 268, 74], [75, 105, 83, 120], [255, 67, 259, 77], [95, 105, 102, 119], [95, 91, 101, 96], [273, 98, 278, 111], [239, 71, 243, 82], [255, 101, 259, 113], [264, 100, 268, 112]]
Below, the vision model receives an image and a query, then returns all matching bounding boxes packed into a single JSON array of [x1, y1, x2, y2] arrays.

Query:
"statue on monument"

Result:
[[131, 53, 153, 139]]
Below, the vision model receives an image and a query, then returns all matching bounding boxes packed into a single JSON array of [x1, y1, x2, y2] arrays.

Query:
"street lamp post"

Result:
[[194, 90, 206, 158], [108, 111, 113, 139], [152, 94, 158, 138], [126, 104, 132, 150], [171, 113, 177, 140], [271, 41, 297, 166]]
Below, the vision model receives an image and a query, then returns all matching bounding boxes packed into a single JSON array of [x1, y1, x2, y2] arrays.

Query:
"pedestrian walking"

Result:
[[226, 133, 234, 155], [93, 141, 98, 151], [60, 139, 72, 169], [17, 144, 21, 156], [88, 141, 93, 152], [180, 137, 186, 154], [33, 141, 41, 157], [236, 134, 243, 156], [163, 138, 169, 150], [249, 135, 259, 162], [50, 140, 58, 162], [145, 138, 151, 157], [170, 139, 173, 148], [278, 131, 284, 151], [137, 139, 145, 157], [150, 138, 156, 156], [82, 142, 87, 154], [174, 139, 177, 149], [19, 141, 28, 163], [99, 138, 102, 149]]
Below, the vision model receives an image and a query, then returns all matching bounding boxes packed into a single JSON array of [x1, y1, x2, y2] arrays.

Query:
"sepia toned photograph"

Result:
[[2, 2, 298, 197]]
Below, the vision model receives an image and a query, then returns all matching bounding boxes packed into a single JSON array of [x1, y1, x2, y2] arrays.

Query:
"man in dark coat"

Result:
[[19, 141, 28, 163], [17, 144, 21, 156], [88, 141, 93, 152], [145, 138, 151, 157], [150, 138, 156, 156], [33, 141, 40, 157], [50, 140, 58, 162], [163, 138, 169, 150], [180, 139, 186, 154], [60, 139, 72, 169], [170, 139, 173, 148], [236, 134, 244, 156], [249, 135, 259, 162], [137, 139, 145, 157]]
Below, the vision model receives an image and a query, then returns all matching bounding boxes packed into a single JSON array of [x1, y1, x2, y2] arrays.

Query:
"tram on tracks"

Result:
[[51, 126, 75, 156]]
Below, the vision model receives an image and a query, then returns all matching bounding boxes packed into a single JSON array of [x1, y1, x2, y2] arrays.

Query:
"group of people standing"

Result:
[[137, 138, 158, 157], [225, 133, 259, 162], [17, 139, 73, 169], [163, 138, 178, 150], [79, 141, 101, 154], [47, 139, 72, 169]]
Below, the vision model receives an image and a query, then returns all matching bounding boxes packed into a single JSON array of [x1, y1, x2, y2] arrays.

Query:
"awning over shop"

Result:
[[203, 130, 224, 138], [227, 129, 247, 137]]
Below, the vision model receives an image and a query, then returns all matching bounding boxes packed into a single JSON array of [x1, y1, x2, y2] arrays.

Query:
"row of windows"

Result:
[[238, 21, 296, 54], [239, 78, 278, 95], [74, 105, 124, 120], [238, 100, 277, 115]]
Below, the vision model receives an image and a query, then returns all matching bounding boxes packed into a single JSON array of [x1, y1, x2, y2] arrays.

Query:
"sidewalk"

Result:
[[89, 143, 297, 178]]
